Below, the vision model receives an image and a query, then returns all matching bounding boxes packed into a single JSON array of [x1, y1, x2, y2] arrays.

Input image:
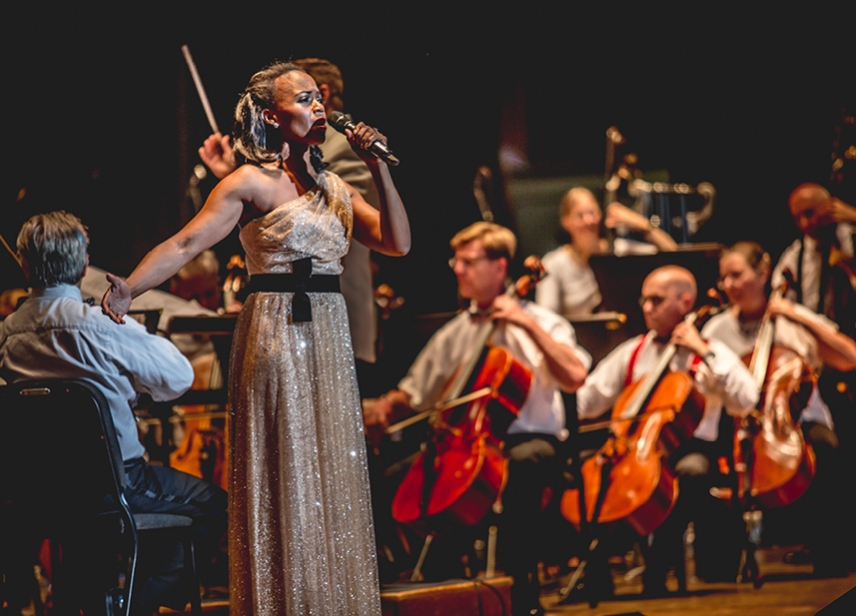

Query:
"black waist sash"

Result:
[[246, 258, 340, 322]]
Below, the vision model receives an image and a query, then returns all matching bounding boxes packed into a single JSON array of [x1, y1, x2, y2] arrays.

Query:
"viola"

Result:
[[390, 258, 544, 534], [561, 311, 709, 536], [733, 279, 816, 509]]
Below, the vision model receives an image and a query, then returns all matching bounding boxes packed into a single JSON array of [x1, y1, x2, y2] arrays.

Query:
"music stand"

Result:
[[589, 243, 724, 339], [168, 315, 237, 394]]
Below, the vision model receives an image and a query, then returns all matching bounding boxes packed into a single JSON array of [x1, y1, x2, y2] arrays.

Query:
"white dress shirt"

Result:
[[576, 331, 758, 441], [536, 247, 601, 319], [398, 299, 592, 439], [772, 224, 855, 313], [701, 305, 835, 428]]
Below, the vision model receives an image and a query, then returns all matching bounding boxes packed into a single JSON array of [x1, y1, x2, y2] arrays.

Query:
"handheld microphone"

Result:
[[328, 111, 400, 166]]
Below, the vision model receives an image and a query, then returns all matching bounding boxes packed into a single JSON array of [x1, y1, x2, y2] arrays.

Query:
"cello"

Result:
[[560, 311, 708, 537], [390, 258, 544, 534], [733, 279, 816, 509]]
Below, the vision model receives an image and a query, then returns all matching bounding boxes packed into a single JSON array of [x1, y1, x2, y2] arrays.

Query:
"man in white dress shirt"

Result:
[[365, 222, 591, 616], [773, 182, 856, 335], [576, 265, 757, 596]]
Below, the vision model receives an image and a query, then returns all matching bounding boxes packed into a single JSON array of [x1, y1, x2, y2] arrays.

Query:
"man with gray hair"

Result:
[[0, 211, 226, 614]]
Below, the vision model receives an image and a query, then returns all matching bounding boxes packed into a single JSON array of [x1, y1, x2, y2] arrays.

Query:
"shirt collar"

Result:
[[646, 330, 670, 345], [30, 284, 83, 302]]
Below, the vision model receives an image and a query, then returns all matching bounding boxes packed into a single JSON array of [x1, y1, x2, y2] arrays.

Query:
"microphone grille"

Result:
[[328, 111, 349, 129]]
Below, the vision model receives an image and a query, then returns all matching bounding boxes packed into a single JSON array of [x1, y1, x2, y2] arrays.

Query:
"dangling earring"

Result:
[[271, 121, 280, 129]]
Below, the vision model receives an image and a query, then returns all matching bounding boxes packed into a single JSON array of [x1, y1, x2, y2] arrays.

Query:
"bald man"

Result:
[[772, 182, 856, 333], [576, 266, 757, 597], [773, 187, 856, 568]]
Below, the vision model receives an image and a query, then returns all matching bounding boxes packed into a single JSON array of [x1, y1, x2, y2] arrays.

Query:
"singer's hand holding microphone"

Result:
[[329, 111, 400, 166]]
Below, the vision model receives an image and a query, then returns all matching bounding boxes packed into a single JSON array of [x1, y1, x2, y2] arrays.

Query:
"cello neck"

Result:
[[443, 256, 545, 404], [619, 312, 698, 421], [748, 284, 785, 392], [444, 283, 516, 401]]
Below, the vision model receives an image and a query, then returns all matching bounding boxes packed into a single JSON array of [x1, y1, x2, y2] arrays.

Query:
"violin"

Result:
[[733, 278, 816, 509], [561, 309, 713, 536], [390, 258, 544, 534]]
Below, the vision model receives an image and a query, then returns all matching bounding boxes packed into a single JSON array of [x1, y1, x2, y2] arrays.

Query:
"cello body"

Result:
[[734, 346, 816, 509], [391, 346, 531, 534], [561, 371, 705, 536], [391, 257, 545, 535]]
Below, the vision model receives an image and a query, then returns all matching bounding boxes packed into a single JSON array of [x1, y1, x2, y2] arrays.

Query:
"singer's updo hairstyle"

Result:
[[232, 61, 326, 172]]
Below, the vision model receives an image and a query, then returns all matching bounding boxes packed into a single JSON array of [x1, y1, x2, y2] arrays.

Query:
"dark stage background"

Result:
[[2, 4, 855, 315]]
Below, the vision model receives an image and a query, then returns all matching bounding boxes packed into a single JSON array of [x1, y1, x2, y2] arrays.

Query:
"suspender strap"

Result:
[[796, 237, 805, 306], [624, 335, 648, 388]]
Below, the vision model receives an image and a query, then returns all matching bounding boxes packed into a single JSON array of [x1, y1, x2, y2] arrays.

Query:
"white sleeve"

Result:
[[535, 274, 561, 315], [111, 320, 194, 401], [694, 340, 758, 416], [576, 339, 635, 420], [398, 324, 462, 411], [537, 307, 592, 371]]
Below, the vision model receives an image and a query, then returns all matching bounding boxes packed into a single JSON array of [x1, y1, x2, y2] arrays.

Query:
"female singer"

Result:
[[701, 241, 856, 577], [102, 61, 410, 615], [535, 187, 676, 319]]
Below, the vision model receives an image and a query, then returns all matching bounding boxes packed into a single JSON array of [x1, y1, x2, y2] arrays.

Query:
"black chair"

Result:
[[0, 379, 203, 615]]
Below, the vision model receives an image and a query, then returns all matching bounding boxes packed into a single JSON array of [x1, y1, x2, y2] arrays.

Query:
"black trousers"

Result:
[[500, 433, 564, 616], [643, 437, 744, 588], [1, 459, 226, 616], [786, 421, 845, 574], [121, 458, 227, 613]]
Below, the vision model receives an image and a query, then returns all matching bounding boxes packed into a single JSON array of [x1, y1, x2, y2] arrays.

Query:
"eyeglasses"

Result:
[[638, 294, 666, 308], [448, 255, 491, 270]]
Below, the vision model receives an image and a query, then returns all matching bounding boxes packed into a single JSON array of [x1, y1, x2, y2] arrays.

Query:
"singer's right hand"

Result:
[[101, 273, 132, 324], [198, 132, 237, 179], [346, 122, 388, 165]]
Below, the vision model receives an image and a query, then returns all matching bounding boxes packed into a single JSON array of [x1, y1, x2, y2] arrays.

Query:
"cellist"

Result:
[[364, 222, 591, 616], [702, 241, 856, 577], [576, 265, 758, 596]]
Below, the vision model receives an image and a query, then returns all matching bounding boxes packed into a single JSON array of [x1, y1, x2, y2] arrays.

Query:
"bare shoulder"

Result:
[[217, 163, 275, 196]]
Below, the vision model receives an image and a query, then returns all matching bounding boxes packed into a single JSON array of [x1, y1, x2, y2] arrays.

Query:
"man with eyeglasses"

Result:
[[364, 222, 591, 616], [575, 265, 757, 598]]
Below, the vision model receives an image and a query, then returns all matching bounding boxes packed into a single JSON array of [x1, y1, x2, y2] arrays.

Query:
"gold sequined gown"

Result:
[[228, 171, 381, 615]]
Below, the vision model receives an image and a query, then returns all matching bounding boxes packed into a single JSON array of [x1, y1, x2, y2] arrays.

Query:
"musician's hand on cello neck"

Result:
[[669, 320, 710, 359], [490, 295, 588, 392], [489, 295, 531, 328]]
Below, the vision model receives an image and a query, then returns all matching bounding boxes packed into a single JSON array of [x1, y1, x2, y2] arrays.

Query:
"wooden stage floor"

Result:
[[538, 545, 856, 616], [159, 543, 856, 615]]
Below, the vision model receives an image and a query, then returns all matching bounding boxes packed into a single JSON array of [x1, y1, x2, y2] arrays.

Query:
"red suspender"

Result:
[[624, 336, 647, 387]]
